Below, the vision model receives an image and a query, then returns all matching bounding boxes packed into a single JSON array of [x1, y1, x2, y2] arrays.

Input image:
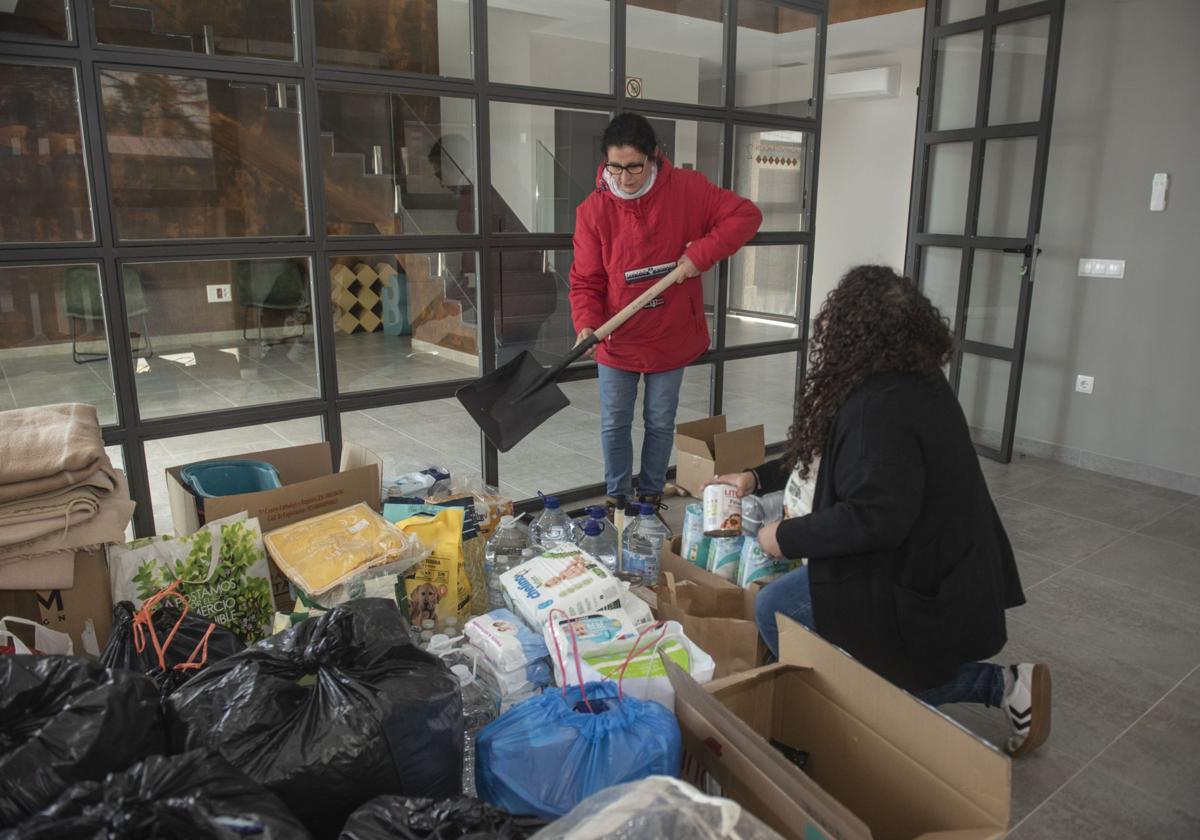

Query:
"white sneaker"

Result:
[[1003, 663, 1052, 757]]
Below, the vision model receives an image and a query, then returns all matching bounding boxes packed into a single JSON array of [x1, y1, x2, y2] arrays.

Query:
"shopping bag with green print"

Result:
[[107, 512, 274, 644]]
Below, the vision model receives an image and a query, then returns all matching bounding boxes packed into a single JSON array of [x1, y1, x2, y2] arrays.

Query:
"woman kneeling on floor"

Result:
[[709, 264, 1051, 757]]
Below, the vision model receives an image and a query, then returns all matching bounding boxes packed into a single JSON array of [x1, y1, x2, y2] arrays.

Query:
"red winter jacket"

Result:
[[569, 156, 762, 373]]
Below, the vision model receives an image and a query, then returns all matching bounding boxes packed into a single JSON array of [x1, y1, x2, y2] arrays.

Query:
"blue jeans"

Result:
[[754, 565, 1005, 708], [597, 363, 686, 499]]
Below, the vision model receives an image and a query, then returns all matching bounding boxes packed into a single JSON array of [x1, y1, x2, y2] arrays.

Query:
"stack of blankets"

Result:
[[0, 404, 135, 590]]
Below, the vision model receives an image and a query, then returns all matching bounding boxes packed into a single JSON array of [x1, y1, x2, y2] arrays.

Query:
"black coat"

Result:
[[754, 371, 1024, 692]]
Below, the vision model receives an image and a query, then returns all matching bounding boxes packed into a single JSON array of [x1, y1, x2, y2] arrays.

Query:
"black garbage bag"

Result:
[[100, 591, 244, 697], [339, 795, 546, 840], [168, 598, 463, 838], [0, 656, 165, 828], [2, 750, 310, 839]]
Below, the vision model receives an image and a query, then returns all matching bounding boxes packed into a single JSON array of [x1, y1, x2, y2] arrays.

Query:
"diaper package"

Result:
[[543, 609, 642, 661], [737, 539, 792, 588], [706, 536, 743, 583], [499, 544, 623, 628]]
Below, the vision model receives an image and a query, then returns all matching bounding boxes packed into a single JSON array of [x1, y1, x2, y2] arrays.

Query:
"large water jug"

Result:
[[578, 519, 618, 573], [530, 495, 572, 548], [484, 515, 531, 610]]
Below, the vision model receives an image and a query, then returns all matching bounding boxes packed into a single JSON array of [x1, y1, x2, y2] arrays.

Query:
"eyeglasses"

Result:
[[604, 159, 647, 176]]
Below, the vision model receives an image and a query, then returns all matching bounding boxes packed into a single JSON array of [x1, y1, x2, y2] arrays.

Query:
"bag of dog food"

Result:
[[390, 507, 472, 625]]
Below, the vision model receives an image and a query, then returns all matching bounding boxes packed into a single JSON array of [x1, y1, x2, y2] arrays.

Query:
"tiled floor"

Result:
[[593, 454, 1200, 838]]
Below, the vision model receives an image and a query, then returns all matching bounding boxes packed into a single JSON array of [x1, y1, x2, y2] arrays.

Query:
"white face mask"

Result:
[[603, 164, 657, 200]]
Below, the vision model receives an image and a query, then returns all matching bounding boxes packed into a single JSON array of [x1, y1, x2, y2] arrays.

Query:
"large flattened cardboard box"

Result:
[[658, 535, 766, 678], [165, 442, 381, 610], [0, 548, 113, 656], [668, 617, 1010, 840], [674, 415, 765, 498]]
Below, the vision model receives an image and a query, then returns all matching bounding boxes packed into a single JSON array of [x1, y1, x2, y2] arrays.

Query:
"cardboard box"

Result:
[[674, 416, 765, 498], [658, 536, 766, 678], [166, 442, 381, 609], [0, 548, 113, 656], [667, 617, 1011, 840]]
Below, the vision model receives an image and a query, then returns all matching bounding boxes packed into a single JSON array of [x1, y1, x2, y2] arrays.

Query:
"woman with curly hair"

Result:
[[708, 265, 1051, 757]]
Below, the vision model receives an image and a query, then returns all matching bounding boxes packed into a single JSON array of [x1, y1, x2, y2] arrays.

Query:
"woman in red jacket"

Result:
[[570, 113, 761, 511]]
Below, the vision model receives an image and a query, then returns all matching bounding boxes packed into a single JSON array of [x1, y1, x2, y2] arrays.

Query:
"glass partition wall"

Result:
[[1, 0, 825, 535]]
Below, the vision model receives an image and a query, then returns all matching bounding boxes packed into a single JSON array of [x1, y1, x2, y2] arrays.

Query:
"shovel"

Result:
[[457, 263, 690, 452]]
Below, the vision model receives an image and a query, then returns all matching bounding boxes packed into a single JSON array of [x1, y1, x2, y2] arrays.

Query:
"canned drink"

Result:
[[703, 483, 743, 536]]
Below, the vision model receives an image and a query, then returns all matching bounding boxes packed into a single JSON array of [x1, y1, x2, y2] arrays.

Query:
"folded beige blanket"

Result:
[[0, 551, 75, 590], [0, 404, 109, 503], [0, 470, 134, 563], [0, 466, 118, 548]]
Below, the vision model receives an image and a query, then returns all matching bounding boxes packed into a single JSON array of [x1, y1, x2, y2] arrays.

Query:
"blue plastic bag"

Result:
[[475, 680, 681, 820]]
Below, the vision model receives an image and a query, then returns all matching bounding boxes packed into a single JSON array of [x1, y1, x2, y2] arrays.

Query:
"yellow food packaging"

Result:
[[263, 503, 416, 596], [395, 508, 472, 625]]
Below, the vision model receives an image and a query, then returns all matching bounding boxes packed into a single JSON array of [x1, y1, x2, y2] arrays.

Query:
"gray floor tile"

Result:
[[1015, 550, 1068, 589], [979, 455, 1070, 497], [1011, 474, 1191, 531], [994, 497, 1126, 563], [1140, 499, 1200, 552], [1090, 680, 1200, 820], [1017, 569, 1200, 682], [1009, 763, 1200, 839], [1076, 533, 1200, 607]]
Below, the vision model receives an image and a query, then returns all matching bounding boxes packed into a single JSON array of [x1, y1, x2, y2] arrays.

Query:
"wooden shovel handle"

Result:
[[592, 263, 691, 341]]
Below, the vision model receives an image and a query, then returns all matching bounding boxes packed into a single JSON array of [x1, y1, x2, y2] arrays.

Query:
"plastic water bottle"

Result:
[[530, 495, 572, 548], [578, 519, 618, 572], [484, 515, 531, 609], [621, 503, 666, 585], [451, 663, 498, 797], [636, 502, 670, 585], [572, 505, 613, 542]]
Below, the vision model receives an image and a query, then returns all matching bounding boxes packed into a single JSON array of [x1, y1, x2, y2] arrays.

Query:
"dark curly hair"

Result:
[[785, 264, 953, 478]]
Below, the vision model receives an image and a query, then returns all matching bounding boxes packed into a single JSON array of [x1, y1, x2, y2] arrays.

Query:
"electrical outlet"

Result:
[[1075, 374, 1094, 395], [206, 284, 232, 303], [1077, 259, 1125, 279]]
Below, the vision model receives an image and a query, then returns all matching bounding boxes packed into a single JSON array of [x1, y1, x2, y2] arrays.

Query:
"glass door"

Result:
[[905, 0, 1065, 461]]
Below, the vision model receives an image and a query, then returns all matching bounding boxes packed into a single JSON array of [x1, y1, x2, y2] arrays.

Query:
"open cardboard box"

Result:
[[674, 416, 765, 498], [667, 616, 1011, 840], [165, 442, 382, 609], [0, 548, 113, 656]]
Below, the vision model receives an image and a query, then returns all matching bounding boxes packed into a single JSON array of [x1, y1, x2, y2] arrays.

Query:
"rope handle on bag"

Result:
[[546, 608, 595, 714], [614, 621, 669, 702], [132, 580, 217, 673]]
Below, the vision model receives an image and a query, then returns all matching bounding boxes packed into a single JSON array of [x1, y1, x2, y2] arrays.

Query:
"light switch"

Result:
[[1078, 259, 1125, 279], [1150, 172, 1169, 212]]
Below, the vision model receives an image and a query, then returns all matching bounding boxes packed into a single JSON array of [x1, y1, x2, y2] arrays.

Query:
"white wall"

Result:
[[1014, 0, 1200, 489], [810, 25, 923, 319]]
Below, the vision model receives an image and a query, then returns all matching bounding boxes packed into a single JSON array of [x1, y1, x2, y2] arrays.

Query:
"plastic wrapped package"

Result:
[[533, 776, 783, 840], [4, 750, 310, 840], [476, 680, 681, 820], [339, 795, 545, 840], [264, 503, 429, 597], [499, 545, 623, 628], [735, 540, 792, 588], [464, 608, 548, 672], [167, 599, 464, 838], [0, 657, 165, 827], [100, 587, 244, 697]]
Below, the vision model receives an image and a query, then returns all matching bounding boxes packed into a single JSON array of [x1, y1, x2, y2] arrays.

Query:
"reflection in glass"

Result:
[[315, 0, 471, 78], [100, 70, 307, 240], [329, 253, 479, 394], [977, 136, 1036, 238], [118, 257, 317, 419], [0, 264, 118, 424], [919, 247, 962, 331], [728, 245, 803, 347], [487, 0, 610, 93], [0, 2, 70, 40], [957, 354, 1011, 449], [735, 0, 818, 118], [965, 250, 1023, 347], [932, 31, 982, 131], [343, 403, 482, 488], [636, 114, 723, 186], [146, 418, 323, 535], [490, 250, 577, 368], [940, 0, 986, 24], [92, 0, 295, 60], [318, 88, 476, 236], [489, 103, 610, 235], [923, 141, 972, 235], [626, 0, 724, 106], [733, 126, 809, 232], [989, 16, 1049, 126], [0, 64, 94, 243]]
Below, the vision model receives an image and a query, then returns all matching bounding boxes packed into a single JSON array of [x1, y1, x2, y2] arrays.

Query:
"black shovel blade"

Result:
[[456, 350, 570, 452]]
